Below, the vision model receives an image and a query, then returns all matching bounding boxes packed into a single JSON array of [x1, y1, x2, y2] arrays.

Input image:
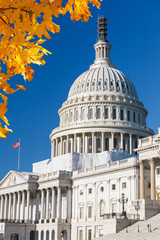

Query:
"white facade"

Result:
[[0, 17, 159, 240]]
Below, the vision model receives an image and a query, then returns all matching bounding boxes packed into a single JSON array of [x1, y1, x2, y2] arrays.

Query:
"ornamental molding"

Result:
[[7, 173, 16, 186]]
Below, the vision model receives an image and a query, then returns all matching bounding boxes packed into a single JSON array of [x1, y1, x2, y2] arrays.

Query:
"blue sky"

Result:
[[0, 0, 160, 179]]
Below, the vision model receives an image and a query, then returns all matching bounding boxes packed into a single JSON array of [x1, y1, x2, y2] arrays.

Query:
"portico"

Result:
[[136, 129, 160, 200]]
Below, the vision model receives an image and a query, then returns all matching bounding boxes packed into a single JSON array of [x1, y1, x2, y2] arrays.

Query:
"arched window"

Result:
[[46, 230, 49, 240], [30, 231, 35, 240], [61, 230, 67, 240], [120, 109, 124, 120], [63, 141, 66, 154], [41, 231, 44, 240], [105, 138, 109, 151], [10, 234, 19, 240], [127, 110, 130, 121], [114, 138, 118, 149], [138, 113, 140, 124], [88, 137, 92, 153], [81, 109, 85, 120], [88, 108, 93, 120], [113, 108, 116, 120], [75, 110, 79, 121], [69, 111, 73, 122], [68, 140, 71, 153], [97, 108, 101, 119], [96, 137, 101, 153], [123, 139, 126, 151], [133, 112, 136, 123], [52, 230, 55, 240], [104, 107, 108, 119], [99, 200, 105, 217]]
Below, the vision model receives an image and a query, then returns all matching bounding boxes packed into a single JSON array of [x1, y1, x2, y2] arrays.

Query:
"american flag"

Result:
[[13, 141, 20, 149]]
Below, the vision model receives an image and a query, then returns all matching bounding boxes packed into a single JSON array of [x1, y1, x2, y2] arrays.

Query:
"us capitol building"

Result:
[[0, 18, 160, 240]]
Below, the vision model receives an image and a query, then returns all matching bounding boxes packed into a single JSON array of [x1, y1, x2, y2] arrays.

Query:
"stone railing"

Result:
[[38, 170, 72, 181], [73, 157, 138, 177], [103, 213, 139, 220]]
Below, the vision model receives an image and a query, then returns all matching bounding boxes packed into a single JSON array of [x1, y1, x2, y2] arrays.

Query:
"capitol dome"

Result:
[[68, 65, 138, 100], [50, 17, 153, 158]]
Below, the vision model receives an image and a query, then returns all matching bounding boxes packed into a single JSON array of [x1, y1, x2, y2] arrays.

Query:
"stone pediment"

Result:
[[0, 171, 27, 189]]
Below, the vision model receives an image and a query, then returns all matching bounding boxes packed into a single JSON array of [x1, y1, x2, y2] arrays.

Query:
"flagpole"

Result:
[[18, 138, 20, 171]]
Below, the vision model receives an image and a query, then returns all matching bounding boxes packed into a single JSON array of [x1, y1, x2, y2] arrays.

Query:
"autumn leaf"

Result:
[[0, 0, 102, 138]]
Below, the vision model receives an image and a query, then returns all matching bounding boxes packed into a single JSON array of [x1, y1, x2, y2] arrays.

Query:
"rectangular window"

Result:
[[120, 109, 124, 120], [138, 113, 140, 124], [88, 206, 92, 218], [79, 230, 83, 240], [133, 112, 136, 122], [88, 188, 92, 194], [104, 107, 108, 119], [80, 189, 83, 195], [105, 138, 109, 151], [80, 207, 84, 219], [113, 108, 116, 120], [122, 182, 126, 189], [112, 184, 116, 190], [88, 230, 92, 240], [157, 168, 160, 175]]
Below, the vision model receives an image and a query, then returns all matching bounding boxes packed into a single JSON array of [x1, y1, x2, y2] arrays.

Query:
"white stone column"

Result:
[[117, 178, 120, 213], [17, 192, 21, 221], [0, 195, 4, 219], [111, 132, 114, 150], [41, 189, 44, 220], [74, 134, 76, 152], [82, 133, 85, 154], [127, 176, 131, 201], [84, 184, 87, 221], [92, 132, 95, 153], [35, 191, 39, 221], [57, 187, 61, 219], [51, 140, 55, 158], [140, 161, 145, 199], [85, 135, 88, 153], [8, 194, 11, 220], [22, 191, 25, 220], [75, 186, 79, 221], [121, 133, 124, 149], [150, 159, 156, 200], [74, 186, 77, 220], [106, 180, 110, 213], [13, 192, 16, 221], [4, 194, 8, 220], [73, 187, 75, 219], [26, 190, 30, 221], [102, 132, 105, 152], [129, 134, 132, 154], [137, 136, 140, 148], [56, 138, 58, 156], [71, 137, 73, 153], [104, 46, 106, 58], [68, 187, 72, 220], [78, 136, 81, 153], [93, 183, 96, 221], [66, 135, 69, 153], [52, 188, 55, 219], [46, 188, 49, 220], [60, 137, 63, 155]]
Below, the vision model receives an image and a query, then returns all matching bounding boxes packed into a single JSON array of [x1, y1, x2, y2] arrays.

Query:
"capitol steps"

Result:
[[96, 213, 160, 240]]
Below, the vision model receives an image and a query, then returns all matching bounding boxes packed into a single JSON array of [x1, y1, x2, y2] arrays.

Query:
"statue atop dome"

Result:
[[98, 17, 108, 42]]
